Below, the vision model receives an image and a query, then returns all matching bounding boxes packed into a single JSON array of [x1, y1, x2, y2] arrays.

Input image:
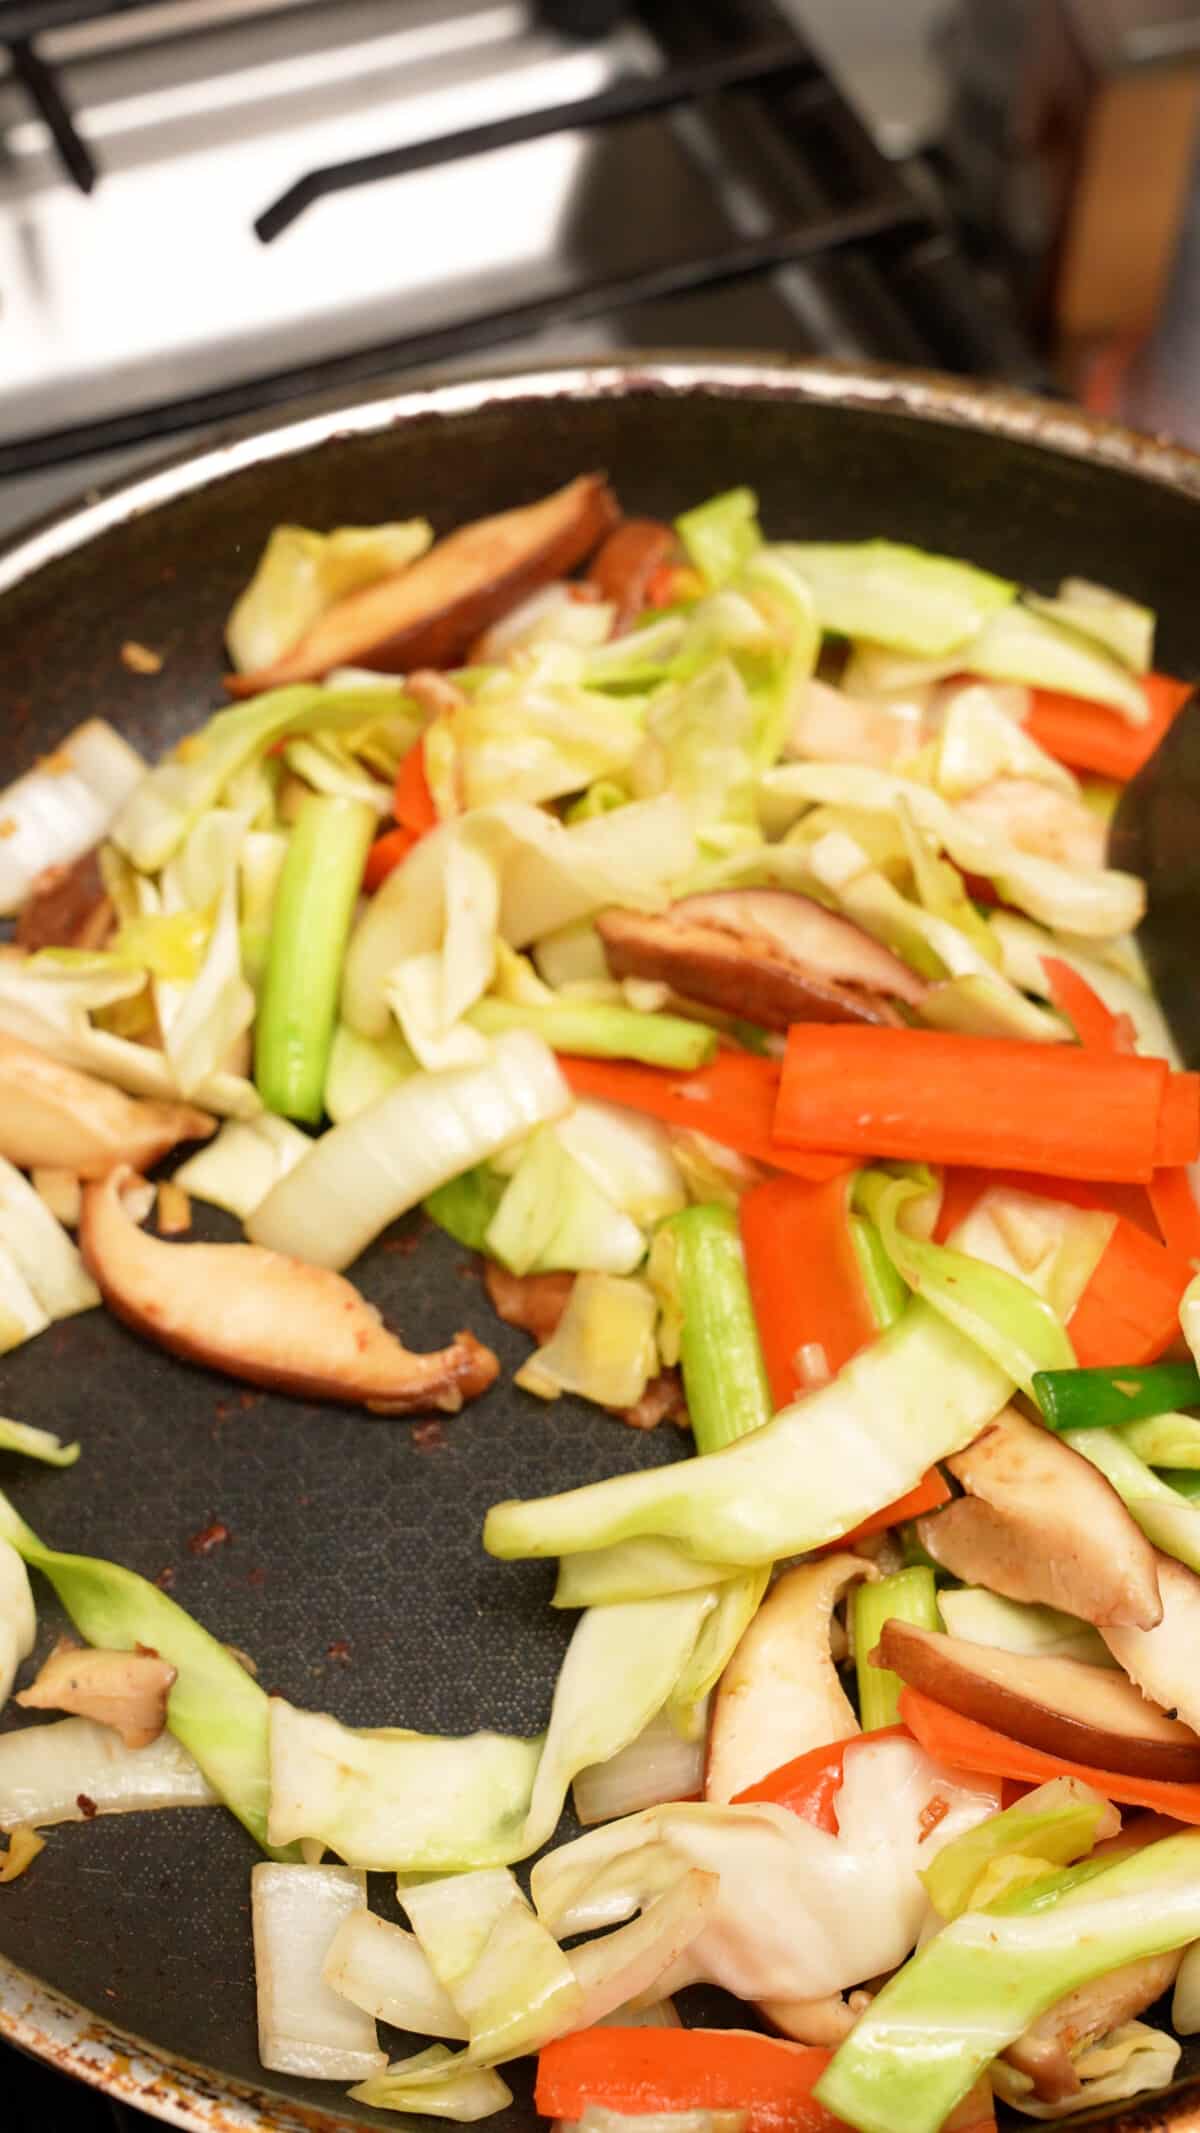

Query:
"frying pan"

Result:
[[2, 355, 1200, 2133]]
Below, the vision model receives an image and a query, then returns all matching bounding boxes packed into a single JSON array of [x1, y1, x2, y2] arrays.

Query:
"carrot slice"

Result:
[[739, 1174, 877, 1406], [1040, 957, 1134, 1053], [537, 2029, 849, 2133], [361, 825, 418, 893], [1149, 1167, 1200, 1262], [1155, 1073, 1200, 1168], [775, 1027, 1169, 1182], [560, 1053, 853, 1183], [1068, 1216, 1193, 1367], [839, 1467, 952, 1546], [1022, 672, 1192, 782], [900, 1685, 1200, 1823], [732, 1725, 910, 1829], [392, 735, 438, 836]]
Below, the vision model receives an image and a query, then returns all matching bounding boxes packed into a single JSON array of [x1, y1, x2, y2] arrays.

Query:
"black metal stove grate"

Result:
[[0, 0, 1041, 488]]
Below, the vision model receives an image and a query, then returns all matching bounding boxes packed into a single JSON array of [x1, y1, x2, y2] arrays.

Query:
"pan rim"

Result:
[[5, 348, 1200, 2133]]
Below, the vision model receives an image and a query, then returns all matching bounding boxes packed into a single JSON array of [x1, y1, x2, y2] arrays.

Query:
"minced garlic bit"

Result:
[[121, 640, 164, 675]]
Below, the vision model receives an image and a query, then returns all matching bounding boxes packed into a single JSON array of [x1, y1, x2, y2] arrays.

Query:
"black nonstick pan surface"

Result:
[[2, 356, 1200, 2133]]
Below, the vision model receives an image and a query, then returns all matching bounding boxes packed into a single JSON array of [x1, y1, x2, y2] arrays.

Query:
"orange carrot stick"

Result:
[[739, 1174, 877, 1406], [838, 1467, 952, 1546], [732, 1725, 910, 1829], [561, 1053, 853, 1183], [1155, 1074, 1200, 1168], [1040, 957, 1134, 1053], [1067, 1216, 1193, 1367], [1022, 672, 1192, 782], [537, 2029, 850, 2133], [1149, 1166, 1200, 1263], [361, 825, 418, 894], [775, 1028, 1169, 1182], [392, 735, 438, 835], [900, 1685, 1200, 1824]]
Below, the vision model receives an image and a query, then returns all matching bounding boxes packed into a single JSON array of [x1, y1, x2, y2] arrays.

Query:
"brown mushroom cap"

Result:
[[597, 888, 926, 1033], [919, 1407, 1163, 1631], [80, 1165, 498, 1414], [878, 1619, 1200, 1782], [1102, 1553, 1200, 1737], [225, 474, 619, 694]]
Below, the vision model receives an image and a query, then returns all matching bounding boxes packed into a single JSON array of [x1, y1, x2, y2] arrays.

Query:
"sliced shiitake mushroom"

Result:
[[80, 1166, 498, 1414], [586, 518, 678, 629], [0, 1031, 215, 1179], [919, 1407, 1162, 1631], [15, 849, 114, 953], [878, 1619, 1200, 1782], [483, 1261, 687, 1430], [705, 1553, 877, 1804], [597, 889, 927, 1032], [1004, 1949, 1184, 2102], [16, 1637, 176, 1749], [1102, 1553, 1200, 1737], [226, 474, 619, 694]]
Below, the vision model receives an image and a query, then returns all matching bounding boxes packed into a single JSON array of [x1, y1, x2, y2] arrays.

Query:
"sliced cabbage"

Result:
[[665, 1571, 768, 1740], [935, 687, 1078, 799], [535, 1734, 996, 2002], [1025, 577, 1155, 675], [0, 1251, 49, 1356], [515, 1272, 659, 1410], [281, 735, 392, 814], [937, 1589, 1115, 1669], [760, 762, 1144, 939], [803, 830, 993, 986], [675, 488, 762, 588], [113, 683, 413, 874], [1118, 1411, 1200, 1469], [0, 1538, 35, 1709], [1063, 1427, 1200, 1577], [633, 659, 760, 838], [0, 720, 145, 917], [817, 1830, 1200, 2133], [405, 1871, 582, 2065], [574, 1707, 707, 1827], [324, 1911, 467, 2039], [485, 1128, 645, 1278], [247, 1030, 569, 1271], [173, 1113, 312, 1221], [350, 2044, 513, 2121], [0, 951, 260, 1118], [556, 1102, 687, 1226], [238, 827, 288, 988], [965, 602, 1149, 724], [553, 1541, 735, 1609], [226, 520, 432, 673], [323, 1020, 417, 1124], [0, 1714, 216, 1827], [0, 1154, 98, 1319], [152, 809, 257, 1099], [451, 659, 644, 810], [996, 2020, 1180, 2119], [251, 1861, 384, 2080], [990, 911, 1179, 1065], [425, 1165, 506, 1250], [920, 975, 1067, 1043], [771, 541, 1015, 657], [921, 1779, 1118, 1923]]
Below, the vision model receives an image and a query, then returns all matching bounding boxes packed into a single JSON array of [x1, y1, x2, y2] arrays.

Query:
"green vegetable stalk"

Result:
[[1034, 1360, 1200, 1433], [920, 1777, 1115, 1923], [658, 1204, 772, 1454], [468, 996, 716, 1071], [853, 1568, 939, 1731], [0, 1488, 292, 1856], [848, 1213, 908, 1331], [254, 793, 376, 1123], [816, 1830, 1200, 2133]]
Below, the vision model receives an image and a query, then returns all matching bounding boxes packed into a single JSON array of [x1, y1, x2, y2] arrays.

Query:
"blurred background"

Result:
[[2, 0, 1200, 548], [4, 0, 1200, 2122]]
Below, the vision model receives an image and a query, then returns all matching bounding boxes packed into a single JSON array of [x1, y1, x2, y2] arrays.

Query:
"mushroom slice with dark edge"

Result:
[[0, 1031, 215, 1179], [877, 1619, 1200, 1782], [1003, 1949, 1184, 2102], [705, 1553, 877, 1803], [596, 889, 927, 1031], [1102, 1553, 1200, 1737], [586, 517, 678, 630], [918, 1406, 1162, 1631], [16, 1637, 176, 1749], [225, 474, 620, 695], [483, 1261, 687, 1430], [81, 1165, 498, 1414], [15, 849, 114, 953]]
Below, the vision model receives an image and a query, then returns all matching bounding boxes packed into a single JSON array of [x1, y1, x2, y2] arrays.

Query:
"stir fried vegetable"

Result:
[[7, 478, 1200, 2133]]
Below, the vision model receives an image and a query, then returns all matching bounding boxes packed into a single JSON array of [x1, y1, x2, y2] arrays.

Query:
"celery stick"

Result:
[[849, 1213, 908, 1330], [661, 1204, 772, 1454], [854, 1568, 939, 1731], [255, 794, 375, 1123], [468, 996, 716, 1071]]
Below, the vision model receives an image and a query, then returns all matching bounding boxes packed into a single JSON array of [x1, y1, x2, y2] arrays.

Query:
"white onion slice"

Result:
[[0, 1715, 217, 1826], [574, 1709, 706, 1828], [323, 1910, 467, 2039], [252, 1862, 384, 2081], [0, 720, 144, 917], [0, 1153, 98, 1319], [0, 1539, 35, 1708], [248, 1029, 569, 1271], [570, 1870, 716, 2029]]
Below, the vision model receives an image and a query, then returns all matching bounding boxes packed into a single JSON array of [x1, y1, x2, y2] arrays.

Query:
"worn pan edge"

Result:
[[4, 350, 1200, 2133]]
